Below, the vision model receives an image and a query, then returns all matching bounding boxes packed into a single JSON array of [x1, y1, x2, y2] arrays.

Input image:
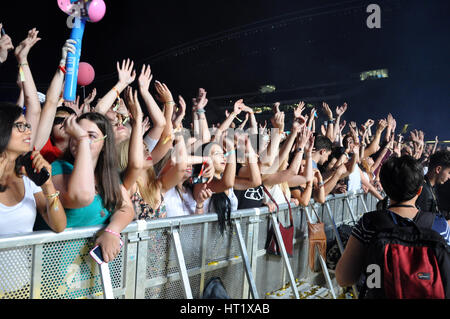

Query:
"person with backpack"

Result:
[[335, 155, 450, 299]]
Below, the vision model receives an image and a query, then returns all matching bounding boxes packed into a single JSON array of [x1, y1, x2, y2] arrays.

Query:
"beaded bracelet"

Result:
[[105, 228, 121, 238]]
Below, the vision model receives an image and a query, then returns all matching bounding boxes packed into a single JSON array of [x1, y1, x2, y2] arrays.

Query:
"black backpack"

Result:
[[201, 277, 230, 299], [359, 210, 450, 299]]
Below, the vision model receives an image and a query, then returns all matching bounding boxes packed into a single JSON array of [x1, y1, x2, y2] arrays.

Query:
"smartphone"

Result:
[[89, 239, 124, 265], [18, 152, 50, 186], [1, 27, 5, 36]]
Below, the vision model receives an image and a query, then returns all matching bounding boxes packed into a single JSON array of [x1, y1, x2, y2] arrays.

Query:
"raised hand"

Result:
[[137, 64, 153, 92], [15, 28, 41, 64], [176, 95, 187, 116], [195, 89, 208, 110], [294, 101, 305, 119], [322, 102, 333, 120], [376, 119, 388, 132], [272, 102, 281, 114], [60, 39, 76, 67], [125, 87, 143, 121], [117, 58, 136, 86], [270, 111, 285, 132], [0, 24, 14, 63], [63, 114, 87, 140], [64, 95, 81, 115], [335, 102, 347, 117], [142, 116, 151, 133], [364, 119, 375, 128], [233, 99, 245, 115], [80, 88, 97, 113], [154, 81, 174, 104]]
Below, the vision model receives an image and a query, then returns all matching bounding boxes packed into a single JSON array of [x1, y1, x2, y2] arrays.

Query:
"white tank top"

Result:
[[347, 165, 362, 193]]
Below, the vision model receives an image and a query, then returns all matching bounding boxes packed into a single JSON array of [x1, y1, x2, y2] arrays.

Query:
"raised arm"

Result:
[[121, 87, 144, 191], [33, 39, 76, 151], [137, 64, 166, 142], [192, 88, 211, 143], [14, 28, 42, 148], [150, 81, 175, 164], [212, 99, 244, 142], [364, 119, 387, 158], [95, 59, 136, 115]]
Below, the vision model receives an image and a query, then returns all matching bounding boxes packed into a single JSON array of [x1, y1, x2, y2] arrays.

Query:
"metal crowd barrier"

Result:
[[0, 191, 379, 299]]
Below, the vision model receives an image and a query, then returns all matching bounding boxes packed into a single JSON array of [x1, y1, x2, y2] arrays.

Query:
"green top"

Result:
[[51, 160, 112, 228]]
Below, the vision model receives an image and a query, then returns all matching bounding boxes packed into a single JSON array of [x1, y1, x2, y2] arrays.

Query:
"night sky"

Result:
[[0, 0, 449, 140]]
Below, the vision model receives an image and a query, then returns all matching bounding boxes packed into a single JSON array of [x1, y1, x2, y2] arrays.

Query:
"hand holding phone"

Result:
[[89, 239, 124, 265], [18, 151, 50, 186]]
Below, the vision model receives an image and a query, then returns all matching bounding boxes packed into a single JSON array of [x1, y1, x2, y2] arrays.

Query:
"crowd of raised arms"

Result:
[[1, 28, 449, 266]]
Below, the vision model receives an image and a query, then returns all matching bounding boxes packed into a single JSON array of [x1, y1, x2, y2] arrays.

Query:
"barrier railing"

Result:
[[0, 191, 378, 299]]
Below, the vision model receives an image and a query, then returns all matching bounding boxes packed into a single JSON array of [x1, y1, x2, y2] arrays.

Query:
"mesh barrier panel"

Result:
[[0, 193, 377, 299]]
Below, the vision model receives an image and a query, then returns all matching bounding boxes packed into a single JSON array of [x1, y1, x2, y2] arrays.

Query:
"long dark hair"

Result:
[[63, 112, 123, 213], [193, 142, 232, 235], [0, 103, 26, 192]]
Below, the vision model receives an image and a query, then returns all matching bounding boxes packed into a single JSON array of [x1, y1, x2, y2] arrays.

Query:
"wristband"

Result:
[[58, 65, 66, 74], [164, 101, 176, 106], [196, 204, 204, 210], [224, 149, 236, 157], [46, 191, 60, 212], [105, 228, 121, 238], [297, 147, 304, 153]]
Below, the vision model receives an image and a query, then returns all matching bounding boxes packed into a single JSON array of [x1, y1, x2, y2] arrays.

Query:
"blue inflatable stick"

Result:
[[63, 17, 86, 102]]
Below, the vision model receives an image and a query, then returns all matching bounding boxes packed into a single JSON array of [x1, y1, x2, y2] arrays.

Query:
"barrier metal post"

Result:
[[99, 262, 114, 299], [234, 219, 259, 299], [171, 227, 193, 299], [199, 222, 209, 296], [270, 213, 300, 299]]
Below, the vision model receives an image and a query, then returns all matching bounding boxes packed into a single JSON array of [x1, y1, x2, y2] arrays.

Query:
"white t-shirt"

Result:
[[0, 176, 42, 236], [164, 186, 197, 218]]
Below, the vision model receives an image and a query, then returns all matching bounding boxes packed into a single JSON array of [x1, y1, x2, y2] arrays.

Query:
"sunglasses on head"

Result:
[[53, 117, 66, 126]]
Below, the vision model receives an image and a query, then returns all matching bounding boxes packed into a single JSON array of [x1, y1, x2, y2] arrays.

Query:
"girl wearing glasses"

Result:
[[0, 103, 67, 236]]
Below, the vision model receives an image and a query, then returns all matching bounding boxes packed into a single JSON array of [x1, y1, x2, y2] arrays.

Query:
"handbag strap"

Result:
[[262, 185, 293, 226], [309, 205, 322, 224]]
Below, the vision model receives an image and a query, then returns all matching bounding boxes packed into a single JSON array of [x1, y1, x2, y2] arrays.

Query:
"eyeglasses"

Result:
[[14, 122, 32, 133], [53, 117, 66, 126]]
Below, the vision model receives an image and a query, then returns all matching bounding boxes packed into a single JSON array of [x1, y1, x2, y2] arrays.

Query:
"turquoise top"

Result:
[[52, 160, 112, 228]]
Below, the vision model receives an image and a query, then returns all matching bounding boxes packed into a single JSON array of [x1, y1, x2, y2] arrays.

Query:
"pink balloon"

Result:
[[77, 62, 95, 86], [88, 0, 106, 22], [57, 0, 73, 15]]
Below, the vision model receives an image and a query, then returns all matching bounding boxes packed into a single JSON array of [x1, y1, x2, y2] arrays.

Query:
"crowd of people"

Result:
[[1, 27, 449, 297]]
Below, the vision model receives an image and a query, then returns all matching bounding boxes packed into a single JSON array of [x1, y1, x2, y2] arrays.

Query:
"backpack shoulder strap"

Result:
[[413, 211, 436, 229], [364, 210, 397, 232]]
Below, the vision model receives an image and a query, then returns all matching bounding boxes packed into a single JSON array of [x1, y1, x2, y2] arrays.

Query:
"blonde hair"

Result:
[[117, 139, 161, 209], [279, 158, 291, 200]]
